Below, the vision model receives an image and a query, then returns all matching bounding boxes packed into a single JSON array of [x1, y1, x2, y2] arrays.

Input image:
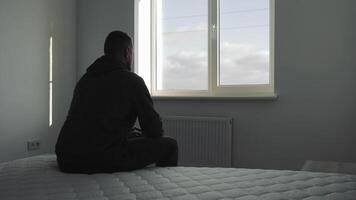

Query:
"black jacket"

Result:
[[55, 56, 163, 169]]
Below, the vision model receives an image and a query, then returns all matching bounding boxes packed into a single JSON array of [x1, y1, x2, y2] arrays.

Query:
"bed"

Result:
[[0, 155, 355, 200]]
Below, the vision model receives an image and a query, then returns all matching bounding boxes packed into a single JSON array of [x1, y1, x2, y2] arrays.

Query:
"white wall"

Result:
[[0, 0, 76, 162], [76, 0, 356, 170], [47, 0, 77, 154], [76, 0, 134, 78]]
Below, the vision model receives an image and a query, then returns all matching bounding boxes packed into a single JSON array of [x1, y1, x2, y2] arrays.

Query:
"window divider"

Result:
[[209, 0, 218, 95]]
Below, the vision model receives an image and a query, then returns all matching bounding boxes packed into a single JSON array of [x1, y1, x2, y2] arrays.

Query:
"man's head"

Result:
[[104, 31, 133, 70]]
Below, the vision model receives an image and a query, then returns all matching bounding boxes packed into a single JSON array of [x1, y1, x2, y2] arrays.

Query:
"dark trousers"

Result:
[[116, 136, 178, 171], [57, 136, 178, 174]]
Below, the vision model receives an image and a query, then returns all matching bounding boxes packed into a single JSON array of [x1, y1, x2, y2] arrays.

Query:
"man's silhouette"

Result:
[[55, 31, 178, 174]]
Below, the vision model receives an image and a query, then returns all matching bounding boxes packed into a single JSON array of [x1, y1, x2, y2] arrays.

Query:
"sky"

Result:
[[157, 0, 270, 90]]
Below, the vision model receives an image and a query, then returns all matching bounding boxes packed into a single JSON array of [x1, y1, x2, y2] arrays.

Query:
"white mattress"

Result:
[[0, 155, 355, 200]]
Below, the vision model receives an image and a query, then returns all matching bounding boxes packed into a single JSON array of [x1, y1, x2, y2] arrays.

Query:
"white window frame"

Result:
[[135, 0, 275, 98]]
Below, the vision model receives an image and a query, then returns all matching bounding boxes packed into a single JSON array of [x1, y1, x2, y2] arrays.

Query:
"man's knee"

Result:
[[156, 137, 178, 167], [162, 137, 178, 151]]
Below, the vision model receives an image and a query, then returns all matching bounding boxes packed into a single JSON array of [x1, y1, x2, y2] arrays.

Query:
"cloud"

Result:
[[220, 42, 269, 85], [159, 41, 269, 90], [160, 51, 208, 90]]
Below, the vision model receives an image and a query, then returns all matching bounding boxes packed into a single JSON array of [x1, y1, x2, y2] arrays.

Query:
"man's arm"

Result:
[[132, 77, 163, 138]]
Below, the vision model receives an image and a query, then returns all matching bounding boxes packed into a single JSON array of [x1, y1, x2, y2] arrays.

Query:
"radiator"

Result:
[[162, 116, 233, 167]]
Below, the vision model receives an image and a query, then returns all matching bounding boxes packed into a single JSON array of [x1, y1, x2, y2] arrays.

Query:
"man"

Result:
[[55, 31, 178, 174]]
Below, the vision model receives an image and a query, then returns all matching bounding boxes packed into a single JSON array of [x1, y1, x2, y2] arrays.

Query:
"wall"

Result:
[[76, 0, 134, 78], [0, 0, 76, 162], [77, 0, 356, 170], [47, 0, 77, 153]]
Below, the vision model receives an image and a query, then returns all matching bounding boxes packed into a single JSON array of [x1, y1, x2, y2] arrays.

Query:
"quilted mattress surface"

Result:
[[0, 155, 355, 200]]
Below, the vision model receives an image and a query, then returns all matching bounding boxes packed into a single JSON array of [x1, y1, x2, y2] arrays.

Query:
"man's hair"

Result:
[[104, 31, 132, 58]]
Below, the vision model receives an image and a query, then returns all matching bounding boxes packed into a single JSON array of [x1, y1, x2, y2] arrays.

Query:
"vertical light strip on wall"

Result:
[[49, 36, 53, 126]]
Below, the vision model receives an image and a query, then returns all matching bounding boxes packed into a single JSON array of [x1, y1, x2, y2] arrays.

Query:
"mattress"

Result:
[[0, 155, 355, 200]]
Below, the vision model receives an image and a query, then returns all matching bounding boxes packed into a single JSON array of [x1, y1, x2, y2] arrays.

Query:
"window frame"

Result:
[[135, 0, 276, 98]]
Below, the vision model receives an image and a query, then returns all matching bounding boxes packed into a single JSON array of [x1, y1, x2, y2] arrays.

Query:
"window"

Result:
[[135, 0, 275, 98]]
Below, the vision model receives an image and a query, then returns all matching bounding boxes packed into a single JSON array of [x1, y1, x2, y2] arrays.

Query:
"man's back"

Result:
[[55, 31, 177, 174], [55, 56, 163, 172]]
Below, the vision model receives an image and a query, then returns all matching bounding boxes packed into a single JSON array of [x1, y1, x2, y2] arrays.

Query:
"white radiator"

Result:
[[162, 116, 233, 167]]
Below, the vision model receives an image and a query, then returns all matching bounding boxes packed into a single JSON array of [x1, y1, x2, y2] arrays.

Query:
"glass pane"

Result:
[[156, 0, 208, 90], [220, 0, 270, 85]]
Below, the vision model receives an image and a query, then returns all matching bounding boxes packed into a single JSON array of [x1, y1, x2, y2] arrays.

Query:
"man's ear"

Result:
[[124, 47, 132, 71], [124, 48, 130, 59]]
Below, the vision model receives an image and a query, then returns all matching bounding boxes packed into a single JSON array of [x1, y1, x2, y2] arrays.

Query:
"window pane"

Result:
[[220, 0, 270, 85], [156, 0, 208, 90]]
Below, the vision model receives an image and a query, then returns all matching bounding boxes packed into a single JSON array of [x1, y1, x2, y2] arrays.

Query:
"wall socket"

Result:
[[27, 140, 40, 151]]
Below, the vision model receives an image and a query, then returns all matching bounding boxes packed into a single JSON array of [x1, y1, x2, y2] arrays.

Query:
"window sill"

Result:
[[152, 93, 278, 101]]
